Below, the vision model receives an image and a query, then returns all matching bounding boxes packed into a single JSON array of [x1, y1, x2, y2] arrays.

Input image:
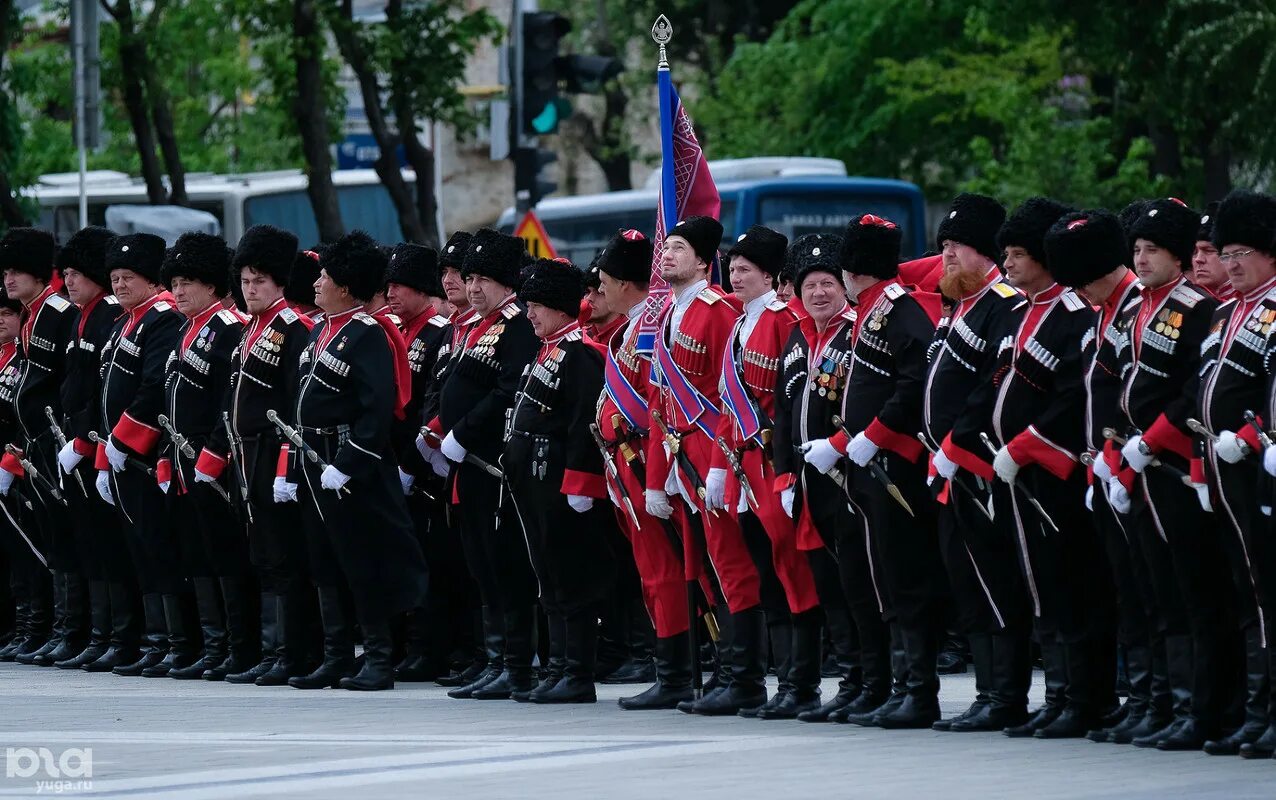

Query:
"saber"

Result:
[[1101, 427, 1192, 486], [419, 427, 504, 480], [979, 432, 1059, 533], [589, 422, 642, 531], [831, 416, 914, 517], [1244, 410, 1274, 451], [156, 414, 232, 506], [1187, 417, 1253, 461], [221, 412, 253, 523], [43, 406, 87, 498], [5, 445, 66, 505], [87, 431, 155, 477], [715, 437, 759, 512], [265, 410, 350, 496], [650, 409, 717, 517], [916, 433, 994, 522], [0, 492, 46, 568]]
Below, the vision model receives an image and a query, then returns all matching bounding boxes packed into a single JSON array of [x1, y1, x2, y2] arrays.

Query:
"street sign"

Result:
[[514, 210, 558, 260]]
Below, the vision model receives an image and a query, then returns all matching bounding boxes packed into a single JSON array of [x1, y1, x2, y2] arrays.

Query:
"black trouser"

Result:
[[112, 466, 183, 595], [23, 434, 77, 574], [242, 436, 310, 595], [453, 463, 537, 619], [1092, 482, 1155, 650]]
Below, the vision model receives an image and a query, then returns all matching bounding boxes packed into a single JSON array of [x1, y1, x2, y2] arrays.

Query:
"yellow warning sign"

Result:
[[514, 211, 558, 261]]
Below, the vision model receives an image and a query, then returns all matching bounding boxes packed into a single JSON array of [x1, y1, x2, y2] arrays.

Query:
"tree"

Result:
[[0, 0, 31, 227]]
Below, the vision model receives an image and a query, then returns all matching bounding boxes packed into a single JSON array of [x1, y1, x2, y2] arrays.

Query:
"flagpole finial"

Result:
[[651, 15, 673, 69]]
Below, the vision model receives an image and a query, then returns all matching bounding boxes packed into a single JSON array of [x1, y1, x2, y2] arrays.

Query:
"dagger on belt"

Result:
[[650, 408, 718, 518], [43, 406, 87, 498], [830, 415, 914, 517], [715, 436, 759, 512], [589, 422, 642, 531], [1186, 417, 1254, 461], [1100, 427, 1192, 486], [978, 432, 1059, 533], [265, 410, 350, 496], [1244, 410, 1275, 451], [4, 444, 66, 506], [915, 433, 994, 522], [156, 414, 233, 506]]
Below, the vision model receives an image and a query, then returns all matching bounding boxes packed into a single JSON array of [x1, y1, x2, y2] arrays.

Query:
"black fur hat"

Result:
[[233, 224, 298, 287], [439, 231, 472, 271], [161, 232, 232, 296], [519, 258, 585, 318], [385, 243, 442, 296], [320, 231, 387, 303], [285, 249, 321, 307], [935, 193, 1006, 261], [1044, 210, 1128, 288], [56, 226, 115, 291], [997, 197, 1074, 265], [0, 227, 56, 282], [583, 251, 603, 291], [668, 216, 723, 265], [597, 229, 653, 283], [105, 233, 167, 284], [460, 227, 525, 289], [1129, 198, 1198, 268], [726, 225, 788, 277], [0, 287, 21, 314], [1197, 201, 1220, 243], [791, 233, 844, 298], [839, 214, 901, 280], [1118, 200, 1149, 238], [1212, 189, 1276, 254]]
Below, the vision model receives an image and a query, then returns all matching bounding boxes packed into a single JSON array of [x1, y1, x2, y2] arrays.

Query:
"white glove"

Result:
[[567, 494, 593, 513], [993, 446, 1020, 484], [320, 464, 350, 492], [847, 432, 879, 467], [96, 470, 114, 505], [645, 488, 673, 520], [1085, 484, 1094, 511], [399, 468, 414, 495], [800, 438, 842, 475], [159, 481, 170, 495], [705, 468, 727, 511], [272, 476, 298, 503], [1215, 430, 1247, 464], [781, 486, 795, 518], [415, 432, 436, 461], [1265, 444, 1276, 478], [737, 489, 749, 514], [933, 448, 958, 480], [0, 469, 14, 496], [105, 439, 128, 472], [441, 431, 466, 464], [194, 469, 216, 484], [1195, 483, 1212, 513], [1092, 453, 1114, 484], [57, 441, 82, 475], [663, 463, 679, 496], [1264, 505, 1273, 517], [1106, 480, 1131, 514], [429, 449, 450, 479], [1121, 435, 1153, 474]]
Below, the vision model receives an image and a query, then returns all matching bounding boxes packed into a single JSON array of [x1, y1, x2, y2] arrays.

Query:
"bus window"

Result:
[[756, 193, 916, 257], [244, 184, 406, 246]]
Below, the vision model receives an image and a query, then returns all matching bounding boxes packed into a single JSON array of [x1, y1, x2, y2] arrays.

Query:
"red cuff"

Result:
[[1140, 413, 1193, 461], [277, 445, 290, 478], [195, 449, 227, 480], [1237, 423, 1262, 454], [941, 433, 994, 482], [865, 418, 924, 463], [112, 412, 161, 457], [1116, 467, 1135, 493], [774, 473, 796, 492], [936, 479, 950, 505], [156, 458, 172, 485], [829, 429, 849, 453], [1190, 457, 1206, 485], [0, 452, 24, 478], [73, 437, 93, 457], [1007, 426, 1077, 481], [94, 442, 108, 471], [562, 468, 606, 499], [426, 417, 443, 439], [1102, 439, 1121, 475]]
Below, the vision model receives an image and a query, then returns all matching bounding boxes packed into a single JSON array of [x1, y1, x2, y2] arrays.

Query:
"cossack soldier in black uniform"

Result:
[[0, 228, 80, 667], [94, 233, 186, 678], [284, 231, 429, 692], [51, 227, 135, 673], [156, 233, 252, 681], [505, 257, 615, 703]]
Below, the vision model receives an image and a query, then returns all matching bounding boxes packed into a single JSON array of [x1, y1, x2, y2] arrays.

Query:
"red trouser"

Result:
[[724, 448, 820, 614], [607, 444, 690, 638], [671, 431, 761, 614]]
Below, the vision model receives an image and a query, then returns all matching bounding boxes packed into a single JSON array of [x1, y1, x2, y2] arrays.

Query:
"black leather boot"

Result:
[[258, 589, 312, 685], [1160, 632, 1218, 751], [395, 604, 439, 682], [85, 583, 139, 672], [227, 592, 278, 684], [953, 631, 1031, 731], [744, 616, 792, 719], [1112, 637, 1172, 743], [602, 599, 655, 684], [14, 571, 52, 664], [534, 612, 598, 704], [288, 588, 355, 689], [0, 574, 28, 661], [437, 608, 485, 687], [1136, 634, 1195, 748], [936, 632, 991, 731], [57, 580, 109, 669], [170, 578, 226, 679], [448, 604, 504, 699], [1037, 637, 1109, 739], [936, 632, 968, 675], [113, 593, 166, 676], [520, 611, 565, 702], [759, 609, 823, 720], [689, 606, 767, 715], [619, 634, 694, 710], [878, 623, 941, 729], [474, 605, 537, 699], [842, 621, 903, 726], [1005, 631, 1065, 737], [1239, 644, 1276, 759], [38, 571, 88, 665], [208, 577, 257, 680], [1204, 624, 1268, 755], [341, 620, 395, 690], [679, 608, 733, 713], [143, 594, 197, 677], [1091, 643, 1149, 742], [801, 606, 860, 722]]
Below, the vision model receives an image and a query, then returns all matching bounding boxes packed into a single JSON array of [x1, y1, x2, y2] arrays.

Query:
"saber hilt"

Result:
[[978, 432, 1059, 533], [265, 410, 350, 496]]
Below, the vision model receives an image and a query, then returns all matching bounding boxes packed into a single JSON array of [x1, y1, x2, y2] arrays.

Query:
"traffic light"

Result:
[[514, 146, 558, 210], [520, 12, 570, 137]]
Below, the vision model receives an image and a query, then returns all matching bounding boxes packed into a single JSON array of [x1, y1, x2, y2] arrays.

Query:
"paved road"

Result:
[[0, 664, 1271, 798]]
